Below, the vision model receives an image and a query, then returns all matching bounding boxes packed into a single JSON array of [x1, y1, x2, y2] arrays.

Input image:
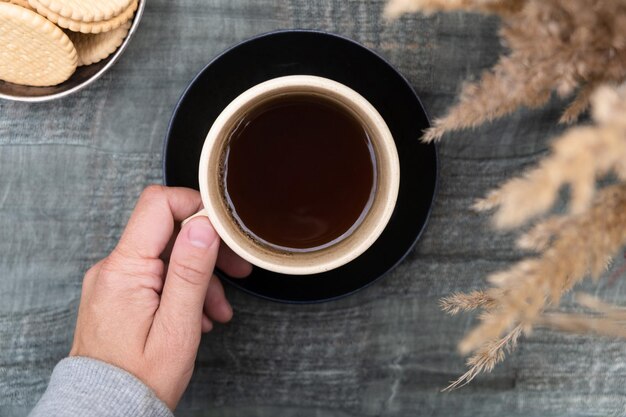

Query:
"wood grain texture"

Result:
[[1, 1, 626, 416]]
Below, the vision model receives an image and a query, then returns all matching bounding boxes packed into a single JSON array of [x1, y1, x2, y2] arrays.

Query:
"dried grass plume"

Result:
[[387, 0, 626, 142], [387, 0, 626, 390]]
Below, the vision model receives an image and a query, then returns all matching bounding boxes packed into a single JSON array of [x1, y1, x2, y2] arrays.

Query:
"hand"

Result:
[[69, 185, 252, 410]]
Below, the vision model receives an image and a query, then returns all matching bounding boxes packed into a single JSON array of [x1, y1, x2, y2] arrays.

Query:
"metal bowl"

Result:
[[0, 0, 145, 102]]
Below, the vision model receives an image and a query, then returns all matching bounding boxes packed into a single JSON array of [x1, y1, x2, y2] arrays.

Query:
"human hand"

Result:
[[69, 185, 252, 410]]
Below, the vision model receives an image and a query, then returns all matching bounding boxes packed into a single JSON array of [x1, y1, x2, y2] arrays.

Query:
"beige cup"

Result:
[[189, 75, 400, 275]]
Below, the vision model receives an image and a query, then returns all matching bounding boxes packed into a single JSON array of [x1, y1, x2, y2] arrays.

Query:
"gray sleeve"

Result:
[[29, 356, 174, 417]]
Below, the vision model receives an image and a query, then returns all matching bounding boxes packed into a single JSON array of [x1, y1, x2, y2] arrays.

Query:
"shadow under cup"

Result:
[[198, 75, 400, 275]]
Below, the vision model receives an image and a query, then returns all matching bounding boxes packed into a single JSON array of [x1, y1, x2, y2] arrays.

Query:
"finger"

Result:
[[116, 186, 203, 259], [204, 275, 233, 323], [157, 217, 220, 335], [201, 314, 213, 333], [159, 223, 180, 262], [216, 244, 253, 278]]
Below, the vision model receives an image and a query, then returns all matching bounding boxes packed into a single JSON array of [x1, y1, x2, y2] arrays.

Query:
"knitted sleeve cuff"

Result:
[[29, 356, 173, 417]]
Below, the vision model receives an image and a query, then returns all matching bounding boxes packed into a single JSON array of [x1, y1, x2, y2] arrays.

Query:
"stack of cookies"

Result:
[[0, 0, 138, 87]]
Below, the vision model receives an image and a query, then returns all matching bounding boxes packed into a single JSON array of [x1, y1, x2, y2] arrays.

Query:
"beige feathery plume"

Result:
[[384, 0, 524, 18], [460, 183, 626, 354], [440, 185, 625, 389], [386, 0, 626, 142], [539, 293, 626, 338], [443, 325, 522, 391], [540, 314, 626, 338], [440, 290, 498, 315], [559, 81, 599, 124], [474, 84, 626, 229], [389, 0, 626, 389], [516, 216, 569, 251], [575, 293, 626, 318]]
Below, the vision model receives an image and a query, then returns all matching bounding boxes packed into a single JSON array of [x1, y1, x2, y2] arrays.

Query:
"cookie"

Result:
[[66, 21, 130, 66], [29, 0, 137, 34], [0, 2, 77, 86], [29, 0, 132, 23], [3, 0, 34, 11]]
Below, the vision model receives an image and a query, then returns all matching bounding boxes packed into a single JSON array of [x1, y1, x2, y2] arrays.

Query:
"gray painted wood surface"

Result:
[[1, 1, 625, 416]]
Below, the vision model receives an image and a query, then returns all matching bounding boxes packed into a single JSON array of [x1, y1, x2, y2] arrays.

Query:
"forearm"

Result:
[[29, 357, 173, 417]]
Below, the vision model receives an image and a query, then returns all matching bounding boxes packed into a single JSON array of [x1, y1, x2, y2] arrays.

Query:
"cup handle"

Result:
[[182, 208, 209, 227]]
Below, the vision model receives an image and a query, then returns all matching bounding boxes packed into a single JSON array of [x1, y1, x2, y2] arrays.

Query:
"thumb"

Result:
[[158, 217, 220, 335]]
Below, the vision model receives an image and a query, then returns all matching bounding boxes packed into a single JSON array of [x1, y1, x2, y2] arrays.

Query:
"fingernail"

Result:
[[187, 218, 218, 249]]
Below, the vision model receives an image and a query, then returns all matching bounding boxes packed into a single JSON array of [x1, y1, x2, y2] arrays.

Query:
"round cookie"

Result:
[[29, 0, 137, 34], [30, 0, 132, 22], [0, 2, 77, 86], [66, 21, 130, 66]]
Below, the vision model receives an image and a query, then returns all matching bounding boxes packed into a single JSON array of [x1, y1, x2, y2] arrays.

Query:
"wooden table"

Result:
[[1, 1, 624, 416]]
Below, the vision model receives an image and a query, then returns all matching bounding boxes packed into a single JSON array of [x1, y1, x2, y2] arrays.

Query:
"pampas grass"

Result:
[[387, 0, 626, 389], [539, 293, 626, 338], [462, 182, 626, 355], [386, 0, 626, 142]]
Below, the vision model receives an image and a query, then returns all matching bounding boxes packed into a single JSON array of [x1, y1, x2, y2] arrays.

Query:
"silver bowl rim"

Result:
[[0, 0, 145, 103]]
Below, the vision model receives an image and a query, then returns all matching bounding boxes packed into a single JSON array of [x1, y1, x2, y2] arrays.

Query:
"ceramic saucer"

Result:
[[163, 30, 437, 303]]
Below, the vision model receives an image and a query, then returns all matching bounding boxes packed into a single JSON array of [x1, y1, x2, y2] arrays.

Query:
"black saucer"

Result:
[[163, 30, 437, 303]]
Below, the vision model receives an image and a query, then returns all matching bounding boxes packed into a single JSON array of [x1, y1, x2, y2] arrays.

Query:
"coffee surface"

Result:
[[223, 94, 376, 251]]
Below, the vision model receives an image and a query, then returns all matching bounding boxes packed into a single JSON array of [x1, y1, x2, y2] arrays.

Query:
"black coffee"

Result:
[[222, 94, 376, 251]]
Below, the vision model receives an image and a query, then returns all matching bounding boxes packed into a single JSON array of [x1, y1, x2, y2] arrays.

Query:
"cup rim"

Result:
[[198, 75, 400, 275]]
